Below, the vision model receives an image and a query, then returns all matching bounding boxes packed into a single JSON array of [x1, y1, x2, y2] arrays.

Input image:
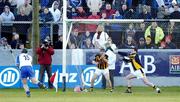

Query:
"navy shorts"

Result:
[[20, 66, 35, 79]]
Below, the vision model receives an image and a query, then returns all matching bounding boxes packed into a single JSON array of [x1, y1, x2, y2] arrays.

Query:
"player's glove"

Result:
[[118, 51, 129, 56], [123, 56, 131, 63]]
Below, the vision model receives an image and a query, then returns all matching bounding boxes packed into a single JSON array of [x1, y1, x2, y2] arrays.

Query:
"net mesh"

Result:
[[66, 20, 180, 49]]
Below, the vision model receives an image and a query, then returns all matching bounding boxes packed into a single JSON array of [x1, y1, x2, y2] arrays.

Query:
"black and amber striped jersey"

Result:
[[94, 54, 108, 69], [129, 53, 143, 71]]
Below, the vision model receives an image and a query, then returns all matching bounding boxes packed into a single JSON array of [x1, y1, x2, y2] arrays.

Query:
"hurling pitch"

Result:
[[0, 86, 180, 102]]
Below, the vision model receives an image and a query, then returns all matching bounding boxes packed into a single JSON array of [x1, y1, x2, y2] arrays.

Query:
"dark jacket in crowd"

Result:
[[123, 9, 137, 19], [121, 42, 136, 49], [145, 44, 157, 49], [15, 14, 31, 34], [54, 40, 62, 49], [10, 39, 21, 49], [40, 0, 50, 7], [138, 12, 152, 19], [40, 11, 53, 22], [166, 42, 177, 49], [170, 11, 180, 19], [0, 1, 11, 13]]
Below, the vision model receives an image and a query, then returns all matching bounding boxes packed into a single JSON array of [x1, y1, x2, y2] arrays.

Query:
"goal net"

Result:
[[65, 19, 174, 49], [62, 19, 180, 90]]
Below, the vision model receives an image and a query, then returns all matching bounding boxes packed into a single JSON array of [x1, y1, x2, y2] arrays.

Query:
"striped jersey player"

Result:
[[90, 48, 113, 92], [118, 47, 161, 93]]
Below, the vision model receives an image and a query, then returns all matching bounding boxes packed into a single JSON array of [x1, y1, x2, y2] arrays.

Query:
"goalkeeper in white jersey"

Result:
[[16, 49, 47, 97]]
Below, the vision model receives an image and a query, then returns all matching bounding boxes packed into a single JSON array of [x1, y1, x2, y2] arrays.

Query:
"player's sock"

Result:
[[110, 88, 113, 92], [156, 87, 161, 93], [23, 84, 30, 92], [153, 85, 161, 93], [125, 87, 132, 93], [128, 87, 131, 90], [153, 85, 156, 89], [26, 91, 31, 97], [23, 84, 31, 97]]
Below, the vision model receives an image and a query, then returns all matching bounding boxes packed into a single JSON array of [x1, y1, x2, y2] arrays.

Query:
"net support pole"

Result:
[[65, 22, 73, 46], [0, 18, 1, 38], [50, 23, 53, 42], [62, 0, 67, 92], [32, 0, 39, 64]]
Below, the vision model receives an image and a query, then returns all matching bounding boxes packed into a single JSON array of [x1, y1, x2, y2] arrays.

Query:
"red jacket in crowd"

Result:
[[36, 47, 54, 65], [87, 14, 100, 32]]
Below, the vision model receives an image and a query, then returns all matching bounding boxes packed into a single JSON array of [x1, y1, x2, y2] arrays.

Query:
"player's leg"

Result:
[[30, 77, 47, 89], [103, 70, 113, 92], [28, 66, 47, 89], [101, 75, 106, 89], [22, 78, 31, 97], [125, 73, 136, 93], [141, 76, 154, 87], [90, 68, 101, 92], [20, 67, 31, 97], [141, 76, 161, 93], [109, 70, 114, 89], [90, 73, 98, 92]]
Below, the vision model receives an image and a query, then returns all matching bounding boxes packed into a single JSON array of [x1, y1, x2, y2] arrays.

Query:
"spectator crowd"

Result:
[[67, 23, 179, 49], [67, 0, 180, 19], [0, 0, 180, 50], [0, 0, 62, 49]]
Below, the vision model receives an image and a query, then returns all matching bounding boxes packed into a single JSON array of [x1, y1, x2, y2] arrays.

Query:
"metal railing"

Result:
[[0, 21, 63, 47], [1, 20, 180, 48]]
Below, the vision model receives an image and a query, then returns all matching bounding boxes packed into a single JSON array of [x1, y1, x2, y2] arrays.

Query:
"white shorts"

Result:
[[131, 69, 146, 79], [94, 68, 109, 76]]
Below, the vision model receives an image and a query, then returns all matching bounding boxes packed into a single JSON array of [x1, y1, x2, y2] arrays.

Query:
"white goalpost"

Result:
[[61, 18, 145, 91], [62, 0, 67, 92]]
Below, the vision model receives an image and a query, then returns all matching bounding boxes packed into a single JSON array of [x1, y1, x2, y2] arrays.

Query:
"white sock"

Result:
[[23, 84, 29, 92]]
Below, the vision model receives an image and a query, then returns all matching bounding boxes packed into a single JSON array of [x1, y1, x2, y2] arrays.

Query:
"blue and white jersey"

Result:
[[16, 53, 32, 69]]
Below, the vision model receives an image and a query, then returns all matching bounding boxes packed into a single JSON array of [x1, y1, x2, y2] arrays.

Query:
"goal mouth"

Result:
[[62, 19, 180, 91]]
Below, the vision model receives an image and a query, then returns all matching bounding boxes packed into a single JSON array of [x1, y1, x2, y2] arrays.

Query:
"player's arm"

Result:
[[92, 55, 99, 65], [123, 53, 136, 63], [123, 56, 131, 63], [29, 55, 33, 65], [92, 60, 98, 65], [117, 51, 131, 62], [129, 53, 136, 59], [118, 51, 129, 57], [101, 54, 108, 63]]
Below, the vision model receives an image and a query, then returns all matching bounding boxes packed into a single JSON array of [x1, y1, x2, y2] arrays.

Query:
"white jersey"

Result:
[[105, 43, 117, 70], [16, 53, 32, 69], [106, 49, 116, 70]]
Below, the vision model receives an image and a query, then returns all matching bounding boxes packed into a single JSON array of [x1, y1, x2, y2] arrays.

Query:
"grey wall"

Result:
[[0, 49, 100, 65], [114, 77, 180, 86], [1, 49, 180, 86]]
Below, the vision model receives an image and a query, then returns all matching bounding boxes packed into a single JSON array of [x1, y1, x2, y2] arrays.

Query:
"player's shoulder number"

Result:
[[23, 55, 30, 60]]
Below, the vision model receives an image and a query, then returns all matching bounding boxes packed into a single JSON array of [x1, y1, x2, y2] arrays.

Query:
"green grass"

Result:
[[0, 87, 180, 102]]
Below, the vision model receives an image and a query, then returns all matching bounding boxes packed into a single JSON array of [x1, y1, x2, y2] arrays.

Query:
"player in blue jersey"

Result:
[[118, 47, 161, 93], [16, 49, 47, 97]]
